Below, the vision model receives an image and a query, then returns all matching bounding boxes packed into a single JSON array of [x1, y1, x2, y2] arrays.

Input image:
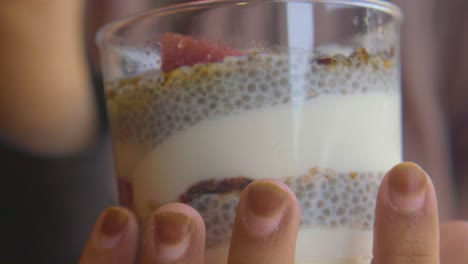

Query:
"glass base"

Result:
[[204, 227, 373, 264]]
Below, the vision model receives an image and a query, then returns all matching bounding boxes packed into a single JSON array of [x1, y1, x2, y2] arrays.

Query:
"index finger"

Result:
[[372, 162, 439, 264]]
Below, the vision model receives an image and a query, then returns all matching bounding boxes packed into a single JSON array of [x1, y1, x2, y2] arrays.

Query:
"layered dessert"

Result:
[[105, 33, 402, 264]]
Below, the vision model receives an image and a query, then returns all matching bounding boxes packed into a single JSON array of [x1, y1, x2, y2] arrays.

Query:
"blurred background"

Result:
[[0, 0, 467, 263]]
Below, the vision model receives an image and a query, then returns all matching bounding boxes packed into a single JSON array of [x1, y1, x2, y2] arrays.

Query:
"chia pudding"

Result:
[[105, 33, 402, 264]]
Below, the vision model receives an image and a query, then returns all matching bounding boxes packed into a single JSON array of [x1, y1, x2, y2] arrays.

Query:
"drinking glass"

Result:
[[97, 1, 403, 263]]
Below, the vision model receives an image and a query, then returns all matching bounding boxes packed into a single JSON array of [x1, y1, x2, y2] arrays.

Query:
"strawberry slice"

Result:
[[161, 33, 244, 72]]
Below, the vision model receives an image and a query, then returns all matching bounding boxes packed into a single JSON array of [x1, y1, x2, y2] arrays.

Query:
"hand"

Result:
[[78, 162, 468, 263]]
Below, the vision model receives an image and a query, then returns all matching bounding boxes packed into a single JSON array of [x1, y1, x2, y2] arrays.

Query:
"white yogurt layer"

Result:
[[132, 92, 402, 216]]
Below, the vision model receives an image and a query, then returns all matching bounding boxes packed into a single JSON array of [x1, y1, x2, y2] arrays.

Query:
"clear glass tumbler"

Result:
[[97, 1, 403, 263]]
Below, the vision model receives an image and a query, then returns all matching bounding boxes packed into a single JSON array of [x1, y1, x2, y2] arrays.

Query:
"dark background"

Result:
[[0, 136, 117, 264]]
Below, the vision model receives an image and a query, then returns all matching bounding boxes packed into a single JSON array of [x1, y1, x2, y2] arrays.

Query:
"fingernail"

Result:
[[96, 207, 129, 248], [153, 211, 192, 262], [245, 181, 289, 237], [388, 162, 428, 210]]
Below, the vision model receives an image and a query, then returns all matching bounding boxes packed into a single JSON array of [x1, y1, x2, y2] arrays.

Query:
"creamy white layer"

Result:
[[130, 92, 402, 219]]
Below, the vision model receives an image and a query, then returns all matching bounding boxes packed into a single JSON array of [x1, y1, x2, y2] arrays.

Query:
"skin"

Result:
[[0, 0, 95, 155], [0, 0, 148, 156], [79, 163, 468, 264], [0, 0, 466, 262]]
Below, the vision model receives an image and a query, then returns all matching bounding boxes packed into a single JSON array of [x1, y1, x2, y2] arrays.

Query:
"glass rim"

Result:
[[97, 0, 403, 46]]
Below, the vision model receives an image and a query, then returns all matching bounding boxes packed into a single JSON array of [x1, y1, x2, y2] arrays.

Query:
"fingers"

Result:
[[440, 221, 468, 264], [372, 162, 439, 264], [79, 207, 138, 264], [141, 203, 206, 264], [227, 179, 301, 264]]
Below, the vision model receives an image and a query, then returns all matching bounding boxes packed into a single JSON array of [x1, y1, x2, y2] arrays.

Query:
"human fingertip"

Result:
[[387, 162, 428, 211], [94, 207, 130, 249], [373, 163, 439, 264], [244, 180, 290, 237], [228, 180, 299, 264], [152, 211, 193, 263]]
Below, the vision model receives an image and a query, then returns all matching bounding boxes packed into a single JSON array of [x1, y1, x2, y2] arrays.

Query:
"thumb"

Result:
[[372, 162, 439, 264], [79, 207, 138, 264]]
